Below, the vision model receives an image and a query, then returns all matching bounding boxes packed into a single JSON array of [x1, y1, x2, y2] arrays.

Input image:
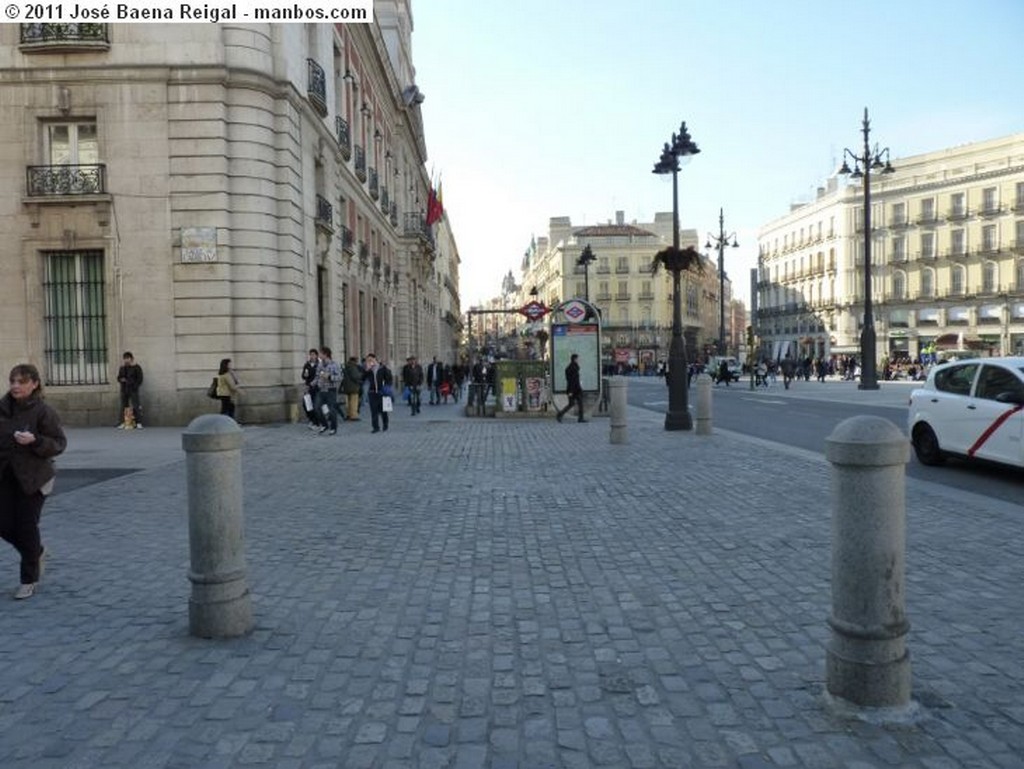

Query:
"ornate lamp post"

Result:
[[704, 207, 739, 355], [652, 120, 701, 430], [576, 244, 596, 302], [838, 108, 894, 390]]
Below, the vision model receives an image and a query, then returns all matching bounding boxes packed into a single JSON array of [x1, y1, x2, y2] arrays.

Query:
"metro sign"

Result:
[[519, 300, 550, 322]]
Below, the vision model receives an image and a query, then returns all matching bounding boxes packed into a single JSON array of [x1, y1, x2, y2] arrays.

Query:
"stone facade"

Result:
[[2, 11, 459, 426], [757, 133, 1024, 363]]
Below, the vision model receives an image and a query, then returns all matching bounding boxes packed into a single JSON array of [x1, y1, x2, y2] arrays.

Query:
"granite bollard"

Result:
[[695, 372, 713, 436], [608, 376, 628, 444], [824, 415, 910, 709], [182, 414, 253, 638]]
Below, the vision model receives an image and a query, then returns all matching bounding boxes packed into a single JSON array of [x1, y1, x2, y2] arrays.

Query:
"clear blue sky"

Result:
[[412, 0, 1024, 309]]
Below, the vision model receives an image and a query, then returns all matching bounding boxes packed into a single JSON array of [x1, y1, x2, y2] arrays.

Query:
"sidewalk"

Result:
[[2, 400, 1021, 768]]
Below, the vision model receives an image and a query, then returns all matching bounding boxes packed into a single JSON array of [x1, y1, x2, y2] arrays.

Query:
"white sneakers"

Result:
[[13, 583, 35, 600]]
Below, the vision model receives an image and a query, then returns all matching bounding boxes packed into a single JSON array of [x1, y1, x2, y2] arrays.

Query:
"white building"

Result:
[[1, 9, 459, 425], [756, 132, 1024, 364]]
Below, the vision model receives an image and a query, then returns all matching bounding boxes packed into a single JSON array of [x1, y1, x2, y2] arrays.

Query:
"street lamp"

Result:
[[704, 207, 739, 355], [652, 121, 700, 431], [576, 244, 596, 302], [838, 107, 894, 390]]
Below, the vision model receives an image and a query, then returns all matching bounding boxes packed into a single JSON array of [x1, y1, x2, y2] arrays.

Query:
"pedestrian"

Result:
[[314, 346, 342, 435], [426, 356, 443, 405], [555, 353, 586, 423], [342, 356, 363, 421], [363, 353, 393, 433], [717, 359, 731, 387], [0, 363, 67, 600], [116, 351, 144, 429], [301, 348, 322, 430], [401, 355, 423, 415], [215, 358, 242, 420]]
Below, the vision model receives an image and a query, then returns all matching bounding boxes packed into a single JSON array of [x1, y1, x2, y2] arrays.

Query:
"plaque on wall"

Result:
[[180, 227, 218, 263]]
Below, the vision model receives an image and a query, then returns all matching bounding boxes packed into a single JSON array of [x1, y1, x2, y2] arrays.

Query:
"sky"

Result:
[[411, 0, 1024, 310]]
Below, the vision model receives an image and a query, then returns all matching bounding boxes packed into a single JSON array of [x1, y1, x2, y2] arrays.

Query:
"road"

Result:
[[627, 375, 1024, 506]]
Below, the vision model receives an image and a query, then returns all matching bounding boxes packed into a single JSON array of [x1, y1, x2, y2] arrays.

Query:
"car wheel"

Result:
[[912, 423, 945, 466]]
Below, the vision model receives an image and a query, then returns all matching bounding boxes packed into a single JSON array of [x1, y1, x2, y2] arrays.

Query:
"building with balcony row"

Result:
[[755, 132, 1024, 363], [507, 211, 732, 369], [1, 7, 460, 425]]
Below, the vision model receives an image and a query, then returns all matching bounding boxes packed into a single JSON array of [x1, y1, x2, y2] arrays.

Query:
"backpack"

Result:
[[207, 377, 219, 399]]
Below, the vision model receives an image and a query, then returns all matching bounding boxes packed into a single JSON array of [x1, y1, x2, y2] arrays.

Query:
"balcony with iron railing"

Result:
[[945, 207, 970, 222], [614, 292, 631, 301], [368, 167, 379, 200], [595, 292, 612, 302], [1013, 198, 1024, 213], [888, 215, 910, 229], [314, 194, 333, 232], [389, 202, 398, 227], [340, 225, 354, 253], [916, 211, 939, 225], [335, 116, 351, 160], [380, 187, 389, 214], [306, 59, 327, 117], [638, 291, 655, 300], [354, 144, 366, 182], [357, 241, 369, 266], [403, 212, 435, 249], [978, 203, 1004, 217], [615, 264, 630, 274], [27, 164, 107, 197], [20, 23, 110, 51], [595, 265, 610, 274]]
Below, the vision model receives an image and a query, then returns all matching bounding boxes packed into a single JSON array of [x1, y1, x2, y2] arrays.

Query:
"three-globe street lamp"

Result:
[[652, 121, 700, 431], [576, 244, 596, 303], [704, 207, 739, 356], [838, 107, 894, 391]]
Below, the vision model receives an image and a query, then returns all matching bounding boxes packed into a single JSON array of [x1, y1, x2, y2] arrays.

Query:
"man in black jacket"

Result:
[[401, 356, 424, 415], [555, 354, 586, 423], [116, 352, 144, 429]]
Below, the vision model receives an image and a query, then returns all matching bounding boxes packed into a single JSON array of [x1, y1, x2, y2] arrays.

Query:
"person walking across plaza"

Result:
[[215, 358, 242, 421], [0, 363, 67, 600], [314, 347, 342, 435], [556, 353, 586, 423], [401, 355, 424, 416], [116, 351, 144, 429], [301, 348, 322, 431], [426, 356, 443, 405], [363, 353, 393, 433], [342, 356, 363, 422]]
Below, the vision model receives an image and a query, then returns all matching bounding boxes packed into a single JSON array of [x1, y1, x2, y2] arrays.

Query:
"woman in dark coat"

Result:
[[0, 363, 67, 599]]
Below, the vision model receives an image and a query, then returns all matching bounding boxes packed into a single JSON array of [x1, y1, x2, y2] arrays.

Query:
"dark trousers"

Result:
[[316, 389, 339, 431], [408, 386, 421, 414], [119, 389, 141, 422], [219, 396, 236, 419], [557, 390, 584, 421], [368, 392, 389, 431], [0, 469, 46, 584]]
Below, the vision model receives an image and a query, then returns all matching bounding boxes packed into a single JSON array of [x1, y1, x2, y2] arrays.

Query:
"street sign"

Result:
[[519, 300, 550, 322]]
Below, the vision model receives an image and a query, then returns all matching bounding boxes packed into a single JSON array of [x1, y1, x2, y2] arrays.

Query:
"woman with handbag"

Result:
[[0, 363, 67, 600], [216, 358, 243, 421]]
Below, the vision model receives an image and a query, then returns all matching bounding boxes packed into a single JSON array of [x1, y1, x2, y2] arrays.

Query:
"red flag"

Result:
[[425, 184, 439, 226]]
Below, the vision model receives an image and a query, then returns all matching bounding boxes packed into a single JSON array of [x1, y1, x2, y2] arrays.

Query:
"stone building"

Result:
[[517, 211, 730, 369], [1, 8, 459, 425], [756, 132, 1024, 363]]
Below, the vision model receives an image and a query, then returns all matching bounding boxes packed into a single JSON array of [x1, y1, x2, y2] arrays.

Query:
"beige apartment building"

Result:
[[756, 132, 1024, 364], [516, 211, 730, 369], [1, 8, 460, 426]]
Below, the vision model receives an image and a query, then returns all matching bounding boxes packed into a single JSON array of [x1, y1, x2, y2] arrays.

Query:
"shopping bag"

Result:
[[382, 395, 394, 412], [402, 386, 411, 402], [303, 392, 313, 412]]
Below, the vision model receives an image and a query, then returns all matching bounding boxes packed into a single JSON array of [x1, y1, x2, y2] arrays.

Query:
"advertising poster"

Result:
[[551, 324, 600, 393]]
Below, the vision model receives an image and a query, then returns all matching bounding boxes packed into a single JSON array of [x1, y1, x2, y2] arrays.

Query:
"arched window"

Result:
[[982, 261, 997, 294], [921, 269, 934, 298], [951, 265, 966, 295], [892, 271, 906, 299]]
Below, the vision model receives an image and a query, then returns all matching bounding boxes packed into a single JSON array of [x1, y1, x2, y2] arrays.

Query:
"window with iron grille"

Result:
[[42, 250, 108, 385]]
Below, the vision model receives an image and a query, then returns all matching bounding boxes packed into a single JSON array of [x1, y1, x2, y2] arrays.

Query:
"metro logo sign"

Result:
[[518, 301, 550, 322]]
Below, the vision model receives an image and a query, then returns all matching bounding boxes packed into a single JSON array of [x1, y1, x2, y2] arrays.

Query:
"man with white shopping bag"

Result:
[[363, 353, 393, 434], [314, 347, 342, 435]]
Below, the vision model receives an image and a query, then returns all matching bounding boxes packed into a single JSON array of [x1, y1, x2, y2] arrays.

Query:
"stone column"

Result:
[[182, 414, 252, 638], [825, 416, 910, 708], [608, 377, 627, 444], [695, 372, 713, 436]]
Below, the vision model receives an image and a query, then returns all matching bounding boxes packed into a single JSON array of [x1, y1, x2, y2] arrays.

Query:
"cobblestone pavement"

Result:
[[2, 399, 1021, 769]]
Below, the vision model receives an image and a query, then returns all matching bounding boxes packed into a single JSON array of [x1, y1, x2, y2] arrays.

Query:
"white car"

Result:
[[908, 356, 1024, 468]]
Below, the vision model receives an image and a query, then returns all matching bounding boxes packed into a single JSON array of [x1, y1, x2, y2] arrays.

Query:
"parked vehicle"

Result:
[[908, 356, 1024, 469], [706, 356, 741, 383]]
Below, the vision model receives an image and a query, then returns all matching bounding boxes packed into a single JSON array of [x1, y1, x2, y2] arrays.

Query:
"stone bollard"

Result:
[[824, 416, 910, 710], [695, 372, 713, 436], [182, 414, 253, 639], [608, 377, 628, 444]]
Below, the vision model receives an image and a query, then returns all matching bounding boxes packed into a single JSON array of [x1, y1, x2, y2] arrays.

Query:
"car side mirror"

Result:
[[994, 391, 1024, 405]]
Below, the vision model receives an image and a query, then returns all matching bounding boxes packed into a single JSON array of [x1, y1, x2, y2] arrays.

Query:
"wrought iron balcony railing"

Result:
[[368, 167, 379, 200], [358, 241, 369, 265], [340, 225, 354, 253], [403, 212, 435, 249], [354, 145, 366, 182], [380, 187, 389, 214], [27, 164, 106, 196], [389, 202, 398, 227], [945, 208, 969, 222], [20, 23, 110, 50], [916, 212, 938, 225], [315, 194, 333, 231], [335, 116, 351, 160], [306, 58, 327, 117], [977, 204, 1003, 217]]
